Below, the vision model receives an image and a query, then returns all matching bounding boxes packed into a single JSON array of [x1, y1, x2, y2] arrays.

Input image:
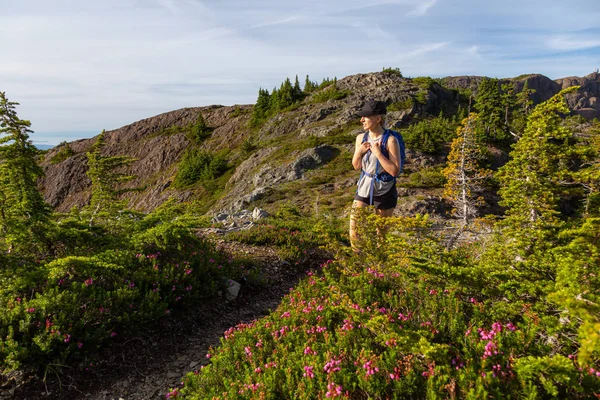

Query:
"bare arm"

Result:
[[352, 133, 370, 171]]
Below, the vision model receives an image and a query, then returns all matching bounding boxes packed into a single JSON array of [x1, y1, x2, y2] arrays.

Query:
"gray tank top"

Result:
[[356, 132, 398, 198]]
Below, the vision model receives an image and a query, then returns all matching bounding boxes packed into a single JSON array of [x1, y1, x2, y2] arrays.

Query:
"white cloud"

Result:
[[547, 36, 600, 51], [2, 0, 599, 141], [467, 45, 480, 55], [249, 15, 304, 29], [408, 0, 437, 17]]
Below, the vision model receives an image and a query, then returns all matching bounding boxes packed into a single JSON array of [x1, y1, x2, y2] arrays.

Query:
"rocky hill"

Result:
[[39, 71, 600, 217]]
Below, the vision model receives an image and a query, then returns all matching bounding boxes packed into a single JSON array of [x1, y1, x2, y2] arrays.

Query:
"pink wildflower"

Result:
[[325, 382, 343, 398], [363, 360, 379, 376], [244, 346, 253, 359], [324, 357, 342, 374], [303, 365, 315, 379]]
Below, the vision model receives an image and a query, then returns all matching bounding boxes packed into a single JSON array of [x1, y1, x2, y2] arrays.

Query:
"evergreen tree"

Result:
[[511, 81, 537, 136], [190, 112, 211, 143], [249, 88, 271, 127], [304, 75, 317, 93], [442, 113, 492, 230], [497, 87, 579, 230], [0, 92, 50, 251], [277, 78, 294, 110], [574, 121, 600, 216], [474, 78, 507, 142], [293, 75, 303, 102], [500, 82, 515, 128], [270, 87, 280, 114], [86, 130, 136, 225], [516, 80, 536, 115]]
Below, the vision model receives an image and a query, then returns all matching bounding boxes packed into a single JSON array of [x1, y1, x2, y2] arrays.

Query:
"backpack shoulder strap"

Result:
[[391, 130, 406, 172], [362, 131, 369, 143], [380, 129, 392, 157]]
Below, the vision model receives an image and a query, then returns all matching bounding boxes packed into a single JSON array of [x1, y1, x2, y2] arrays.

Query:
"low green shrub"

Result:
[[387, 98, 413, 112], [226, 210, 346, 262], [404, 167, 447, 188], [49, 142, 74, 164], [0, 217, 233, 373], [312, 87, 351, 103], [401, 116, 458, 154], [174, 149, 228, 188], [412, 76, 435, 89], [177, 214, 600, 399], [382, 67, 403, 77]]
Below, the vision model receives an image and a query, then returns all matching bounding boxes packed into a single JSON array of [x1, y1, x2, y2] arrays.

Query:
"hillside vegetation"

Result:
[[175, 90, 600, 399], [0, 72, 599, 399]]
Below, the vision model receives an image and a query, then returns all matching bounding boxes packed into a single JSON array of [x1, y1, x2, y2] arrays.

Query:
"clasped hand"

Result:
[[360, 141, 382, 156]]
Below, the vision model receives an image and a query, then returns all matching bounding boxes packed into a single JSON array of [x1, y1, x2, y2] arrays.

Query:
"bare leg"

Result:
[[350, 200, 369, 252], [375, 208, 394, 242]]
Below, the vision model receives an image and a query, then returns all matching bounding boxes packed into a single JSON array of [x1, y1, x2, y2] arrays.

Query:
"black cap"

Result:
[[357, 100, 387, 116]]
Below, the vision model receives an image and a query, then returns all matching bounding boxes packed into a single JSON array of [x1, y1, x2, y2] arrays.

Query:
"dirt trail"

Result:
[[11, 237, 323, 400]]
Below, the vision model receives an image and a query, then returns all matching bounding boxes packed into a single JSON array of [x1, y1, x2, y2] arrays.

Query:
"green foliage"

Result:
[[173, 149, 228, 188], [303, 75, 318, 93], [0, 200, 234, 373], [154, 124, 190, 137], [188, 113, 212, 143], [179, 211, 600, 399], [49, 141, 75, 164], [249, 76, 309, 128], [400, 114, 459, 153], [497, 87, 579, 230], [86, 130, 136, 221], [317, 77, 336, 89], [387, 98, 414, 112], [412, 76, 435, 89], [443, 114, 493, 225], [230, 106, 248, 118], [474, 78, 509, 143], [241, 137, 258, 155], [403, 167, 447, 188], [575, 122, 600, 216], [382, 67, 403, 77], [414, 91, 428, 105], [226, 209, 346, 262], [0, 92, 51, 253], [311, 79, 351, 104]]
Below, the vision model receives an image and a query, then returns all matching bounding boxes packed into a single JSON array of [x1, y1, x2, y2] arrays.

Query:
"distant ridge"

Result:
[[38, 70, 600, 214], [34, 144, 54, 150]]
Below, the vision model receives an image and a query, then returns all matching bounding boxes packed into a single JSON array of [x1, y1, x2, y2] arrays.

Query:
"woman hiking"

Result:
[[349, 100, 405, 252]]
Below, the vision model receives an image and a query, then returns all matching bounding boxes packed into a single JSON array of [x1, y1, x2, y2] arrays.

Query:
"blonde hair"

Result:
[[378, 114, 388, 130]]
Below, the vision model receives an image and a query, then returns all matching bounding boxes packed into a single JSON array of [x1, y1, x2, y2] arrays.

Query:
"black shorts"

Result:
[[354, 185, 398, 210]]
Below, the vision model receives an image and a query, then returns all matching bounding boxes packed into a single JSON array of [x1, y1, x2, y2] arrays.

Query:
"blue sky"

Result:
[[1, 0, 599, 145]]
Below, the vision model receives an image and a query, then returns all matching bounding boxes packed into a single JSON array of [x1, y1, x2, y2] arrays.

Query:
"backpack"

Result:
[[358, 129, 406, 204]]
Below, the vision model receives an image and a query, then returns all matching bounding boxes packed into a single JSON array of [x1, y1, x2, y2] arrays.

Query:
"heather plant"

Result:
[[178, 211, 600, 399], [176, 92, 600, 398], [226, 207, 346, 262], [0, 202, 235, 373]]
